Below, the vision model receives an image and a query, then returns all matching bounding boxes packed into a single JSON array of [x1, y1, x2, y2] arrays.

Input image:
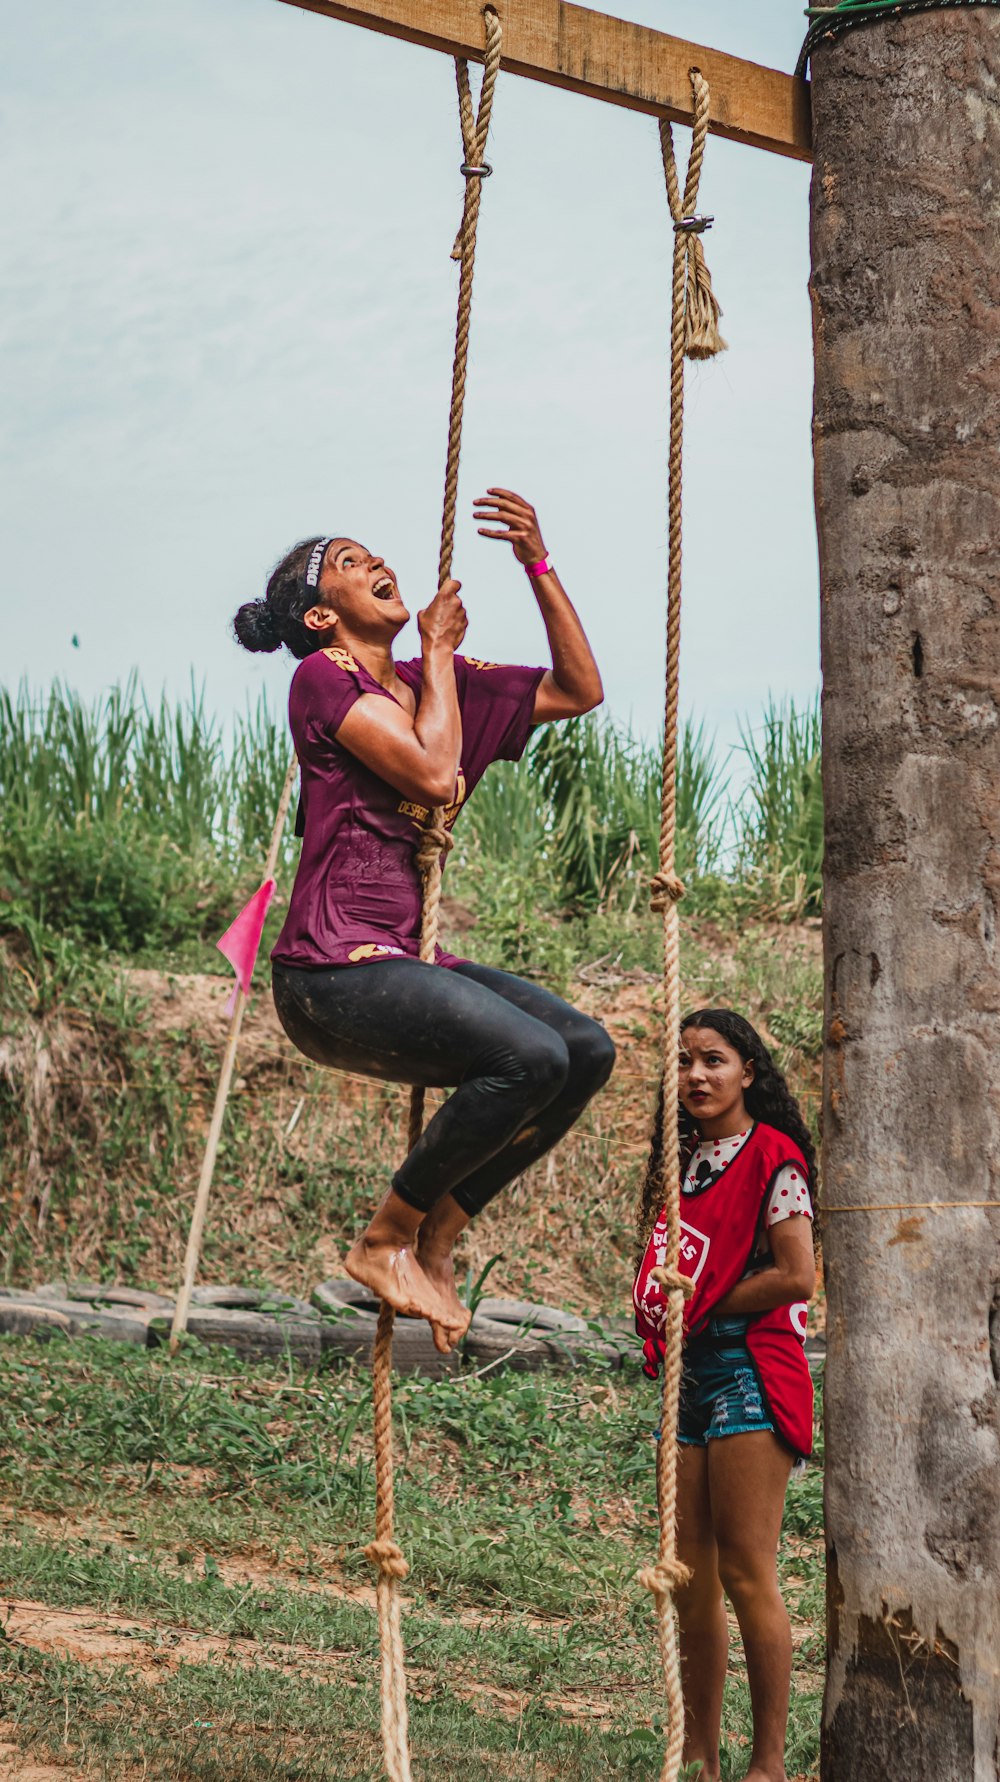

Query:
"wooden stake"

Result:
[[275, 0, 811, 162], [168, 756, 299, 1353]]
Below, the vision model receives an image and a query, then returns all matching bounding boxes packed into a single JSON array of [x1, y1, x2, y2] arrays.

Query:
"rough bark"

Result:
[[810, 12, 1000, 1778]]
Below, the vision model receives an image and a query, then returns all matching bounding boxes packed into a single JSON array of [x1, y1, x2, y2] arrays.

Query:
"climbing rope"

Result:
[[366, 12, 503, 1781], [639, 71, 725, 1782], [797, 0, 1000, 75], [409, 5, 503, 1149], [366, 1305, 414, 1782]]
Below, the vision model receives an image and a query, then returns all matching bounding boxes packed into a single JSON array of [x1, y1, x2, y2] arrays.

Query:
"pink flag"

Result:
[[217, 879, 276, 1012]]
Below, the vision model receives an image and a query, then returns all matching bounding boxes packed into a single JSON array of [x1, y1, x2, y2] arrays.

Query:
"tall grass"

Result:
[[0, 680, 296, 957], [525, 715, 727, 909], [0, 679, 293, 856], [0, 681, 822, 962], [465, 705, 821, 920], [735, 698, 823, 917]]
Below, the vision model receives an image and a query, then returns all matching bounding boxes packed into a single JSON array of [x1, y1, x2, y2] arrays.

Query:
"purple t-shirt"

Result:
[[271, 646, 546, 969]]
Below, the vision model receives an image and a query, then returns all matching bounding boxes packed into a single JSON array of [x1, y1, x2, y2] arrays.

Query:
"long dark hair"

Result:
[[233, 538, 331, 661], [635, 1006, 818, 1260]]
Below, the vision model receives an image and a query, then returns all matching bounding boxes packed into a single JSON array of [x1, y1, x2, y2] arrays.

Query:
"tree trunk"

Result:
[[811, 11, 1000, 1778]]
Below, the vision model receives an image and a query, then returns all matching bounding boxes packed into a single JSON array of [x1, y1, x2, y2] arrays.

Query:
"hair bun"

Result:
[[233, 598, 281, 654]]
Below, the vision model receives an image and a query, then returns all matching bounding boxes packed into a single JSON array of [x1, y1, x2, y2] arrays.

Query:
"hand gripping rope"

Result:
[[638, 71, 726, 1782], [366, 12, 503, 1781]]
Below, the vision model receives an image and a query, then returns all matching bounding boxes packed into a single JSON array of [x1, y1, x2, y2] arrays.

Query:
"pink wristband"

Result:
[[525, 553, 552, 579]]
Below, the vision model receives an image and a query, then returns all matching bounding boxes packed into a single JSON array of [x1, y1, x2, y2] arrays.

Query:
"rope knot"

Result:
[[365, 1537, 410, 1582], [416, 821, 455, 873], [651, 1264, 696, 1301], [637, 1557, 692, 1598], [649, 869, 686, 913]]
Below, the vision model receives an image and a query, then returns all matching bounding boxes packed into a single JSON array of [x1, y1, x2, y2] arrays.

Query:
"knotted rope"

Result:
[[640, 71, 725, 1782], [367, 13, 503, 1781]]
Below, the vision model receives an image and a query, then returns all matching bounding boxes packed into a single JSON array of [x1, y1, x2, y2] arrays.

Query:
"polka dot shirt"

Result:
[[681, 1129, 812, 1227]]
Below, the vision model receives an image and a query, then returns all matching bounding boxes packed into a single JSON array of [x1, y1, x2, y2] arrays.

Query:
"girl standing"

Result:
[[633, 1009, 817, 1782]]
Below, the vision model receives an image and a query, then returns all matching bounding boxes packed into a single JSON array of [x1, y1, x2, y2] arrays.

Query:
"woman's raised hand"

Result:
[[418, 577, 468, 652], [474, 488, 546, 566]]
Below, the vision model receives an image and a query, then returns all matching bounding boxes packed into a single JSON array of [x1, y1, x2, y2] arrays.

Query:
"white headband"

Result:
[[302, 536, 335, 594]]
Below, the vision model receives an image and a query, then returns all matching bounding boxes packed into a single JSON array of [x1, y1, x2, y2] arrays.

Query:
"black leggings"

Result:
[[271, 958, 616, 1217]]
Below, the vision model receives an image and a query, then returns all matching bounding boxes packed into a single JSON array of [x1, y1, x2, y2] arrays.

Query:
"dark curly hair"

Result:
[[233, 538, 333, 661], [635, 1006, 818, 1261]]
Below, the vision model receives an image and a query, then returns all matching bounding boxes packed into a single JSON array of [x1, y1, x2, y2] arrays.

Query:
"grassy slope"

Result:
[[2, 913, 822, 1315]]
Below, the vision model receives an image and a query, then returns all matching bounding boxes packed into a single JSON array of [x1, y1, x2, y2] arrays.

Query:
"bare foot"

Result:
[[345, 1233, 448, 1331], [741, 1766, 786, 1782], [416, 1238, 472, 1354]]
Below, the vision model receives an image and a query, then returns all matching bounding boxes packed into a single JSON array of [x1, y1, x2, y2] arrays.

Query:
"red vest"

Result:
[[633, 1121, 814, 1459]]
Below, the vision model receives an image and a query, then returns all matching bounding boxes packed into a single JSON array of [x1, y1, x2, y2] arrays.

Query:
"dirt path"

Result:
[[0, 1732, 87, 1782], [3, 1597, 620, 1726]]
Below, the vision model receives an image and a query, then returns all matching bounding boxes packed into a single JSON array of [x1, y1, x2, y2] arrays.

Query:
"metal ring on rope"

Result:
[[461, 161, 493, 177]]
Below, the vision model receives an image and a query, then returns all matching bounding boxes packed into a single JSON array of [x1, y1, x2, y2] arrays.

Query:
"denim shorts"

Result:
[[677, 1315, 775, 1445]]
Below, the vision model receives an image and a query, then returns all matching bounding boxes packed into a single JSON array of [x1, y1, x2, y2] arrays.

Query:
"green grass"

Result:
[[2, 1639, 750, 1782], [2, 1641, 822, 1782], [0, 1334, 823, 1782]]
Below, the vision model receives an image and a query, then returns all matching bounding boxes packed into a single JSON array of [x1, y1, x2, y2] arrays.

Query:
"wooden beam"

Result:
[[275, 0, 812, 162]]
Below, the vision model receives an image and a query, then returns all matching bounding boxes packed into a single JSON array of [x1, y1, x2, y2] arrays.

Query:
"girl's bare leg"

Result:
[[708, 1431, 795, 1782], [345, 1189, 460, 1345], [414, 1192, 473, 1351], [674, 1443, 727, 1782]]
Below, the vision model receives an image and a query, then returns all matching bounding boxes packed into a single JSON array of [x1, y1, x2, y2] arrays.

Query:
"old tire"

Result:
[[149, 1304, 323, 1366], [35, 1281, 175, 1312], [0, 1289, 155, 1345], [312, 1280, 459, 1378], [313, 1286, 628, 1375], [466, 1297, 628, 1373], [189, 1284, 316, 1319], [149, 1288, 322, 1364]]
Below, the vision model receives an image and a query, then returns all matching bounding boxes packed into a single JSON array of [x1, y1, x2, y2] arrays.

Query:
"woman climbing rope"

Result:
[[633, 1009, 816, 1782], [234, 489, 615, 1354]]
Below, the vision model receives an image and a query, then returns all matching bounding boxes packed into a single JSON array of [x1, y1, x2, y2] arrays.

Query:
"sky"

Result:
[[2, 0, 817, 761]]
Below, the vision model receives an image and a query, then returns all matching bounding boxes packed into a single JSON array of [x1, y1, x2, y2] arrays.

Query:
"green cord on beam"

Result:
[[806, 0, 935, 15], [797, 0, 1000, 75]]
